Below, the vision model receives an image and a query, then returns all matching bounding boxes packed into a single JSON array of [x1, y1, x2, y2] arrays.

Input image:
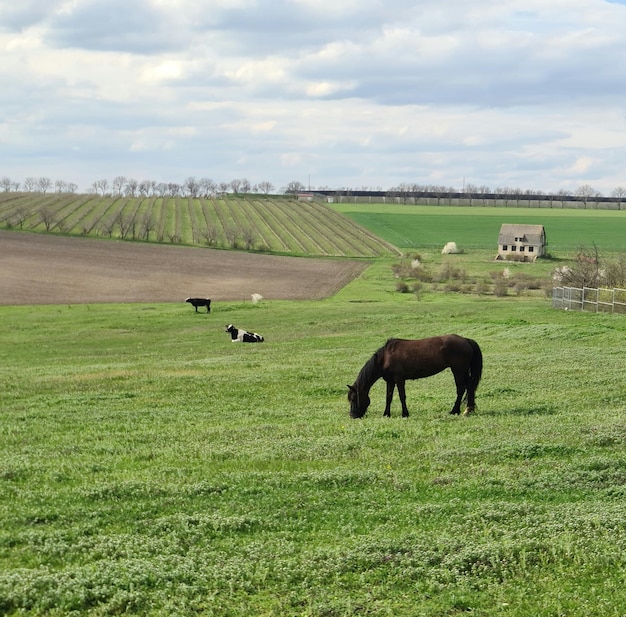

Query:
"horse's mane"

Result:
[[355, 345, 385, 390]]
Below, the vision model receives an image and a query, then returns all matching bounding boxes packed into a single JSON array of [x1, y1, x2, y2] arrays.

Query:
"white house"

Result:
[[496, 224, 546, 261]]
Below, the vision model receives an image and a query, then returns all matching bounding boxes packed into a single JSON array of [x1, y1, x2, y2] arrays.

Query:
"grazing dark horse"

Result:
[[186, 297, 211, 313], [347, 334, 482, 418], [225, 324, 265, 343]]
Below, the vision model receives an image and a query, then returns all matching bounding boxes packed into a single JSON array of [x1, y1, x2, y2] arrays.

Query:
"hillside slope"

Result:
[[0, 193, 399, 257]]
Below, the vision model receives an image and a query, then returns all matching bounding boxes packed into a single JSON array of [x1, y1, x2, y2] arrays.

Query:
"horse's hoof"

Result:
[[463, 408, 474, 416]]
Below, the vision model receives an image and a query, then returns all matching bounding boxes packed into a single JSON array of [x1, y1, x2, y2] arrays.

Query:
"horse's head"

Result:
[[347, 384, 369, 419]]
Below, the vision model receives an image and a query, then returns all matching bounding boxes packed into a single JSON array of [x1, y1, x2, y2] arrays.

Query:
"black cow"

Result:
[[225, 324, 264, 343], [186, 297, 211, 313]]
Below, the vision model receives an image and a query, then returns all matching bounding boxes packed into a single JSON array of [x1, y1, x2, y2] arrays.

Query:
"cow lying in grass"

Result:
[[186, 297, 211, 313], [225, 324, 264, 343]]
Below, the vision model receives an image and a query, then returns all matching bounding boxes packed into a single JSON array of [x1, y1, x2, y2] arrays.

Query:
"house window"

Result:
[[528, 246, 534, 253], [502, 245, 508, 251], [511, 245, 517, 251], [520, 246, 525, 252]]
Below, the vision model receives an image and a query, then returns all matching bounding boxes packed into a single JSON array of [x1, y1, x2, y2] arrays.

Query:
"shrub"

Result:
[[474, 280, 489, 295], [494, 281, 508, 297]]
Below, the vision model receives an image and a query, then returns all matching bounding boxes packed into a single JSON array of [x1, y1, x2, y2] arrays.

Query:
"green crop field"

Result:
[[2, 246, 626, 615], [3, 192, 625, 258], [0, 193, 396, 258], [331, 203, 626, 253]]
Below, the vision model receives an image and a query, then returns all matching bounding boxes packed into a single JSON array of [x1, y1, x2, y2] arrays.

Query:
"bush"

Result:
[[494, 281, 508, 297]]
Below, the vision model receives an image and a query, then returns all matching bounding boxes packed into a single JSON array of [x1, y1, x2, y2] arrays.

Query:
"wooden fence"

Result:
[[552, 287, 626, 314]]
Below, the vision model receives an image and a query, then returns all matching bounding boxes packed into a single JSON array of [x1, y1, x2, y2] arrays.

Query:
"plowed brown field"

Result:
[[0, 231, 369, 305]]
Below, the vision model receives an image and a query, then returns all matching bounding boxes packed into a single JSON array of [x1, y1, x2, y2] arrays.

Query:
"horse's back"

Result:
[[382, 335, 474, 378]]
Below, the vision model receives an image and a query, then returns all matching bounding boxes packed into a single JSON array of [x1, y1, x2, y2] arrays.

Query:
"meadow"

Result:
[[2, 251, 626, 615], [331, 203, 626, 252]]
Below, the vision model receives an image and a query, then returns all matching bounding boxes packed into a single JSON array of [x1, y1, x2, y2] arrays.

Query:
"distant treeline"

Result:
[[315, 189, 626, 209]]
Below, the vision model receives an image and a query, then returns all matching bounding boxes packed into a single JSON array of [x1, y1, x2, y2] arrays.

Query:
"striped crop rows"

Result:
[[0, 193, 398, 257]]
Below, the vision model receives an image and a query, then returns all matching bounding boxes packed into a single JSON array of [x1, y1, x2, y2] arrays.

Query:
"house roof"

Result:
[[498, 223, 545, 244]]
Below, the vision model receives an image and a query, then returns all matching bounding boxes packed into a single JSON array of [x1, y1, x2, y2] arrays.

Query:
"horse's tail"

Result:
[[467, 338, 483, 393]]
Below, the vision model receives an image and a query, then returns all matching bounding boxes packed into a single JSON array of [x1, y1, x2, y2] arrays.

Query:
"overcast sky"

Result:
[[2, 0, 626, 194]]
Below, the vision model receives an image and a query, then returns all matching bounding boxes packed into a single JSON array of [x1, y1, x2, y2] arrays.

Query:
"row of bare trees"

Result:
[[90, 176, 280, 198], [0, 175, 303, 198], [0, 177, 80, 194], [4, 174, 626, 206], [387, 182, 626, 202]]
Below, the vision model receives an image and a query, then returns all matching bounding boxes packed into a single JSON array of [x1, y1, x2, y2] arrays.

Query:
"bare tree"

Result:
[[218, 182, 229, 195], [230, 179, 242, 194], [240, 178, 251, 194], [167, 183, 181, 197], [183, 176, 200, 197], [39, 207, 56, 231], [139, 211, 154, 240], [558, 245, 601, 288], [112, 176, 126, 195], [55, 180, 67, 193], [575, 184, 600, 209], [241, 226, 256, 250], [93, 178, 109, 196], [224, 225, 239, 248], [199, 177, 216, 198], [478, 185, 491, 206], [23, 177, 37, 192], [611, 186, 626, 210], [98, 219, 115, 237], [464, 183, 479, 207], [37, 177, 52, 193], [116, 211, 135, 239], [14, 207, 27, 229], [556, 189, 569, 208], [202, 222, 219, 246], [0, 177, 11, 192], [138, 180, 154, 196], [284, 180, 305, 195], [258, 180, 274, 197], [561, 245, 626, 288], [66, 182, 78, 193], [125, 178, 138, 196]]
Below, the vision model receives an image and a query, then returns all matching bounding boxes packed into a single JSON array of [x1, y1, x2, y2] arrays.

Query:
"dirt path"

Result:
[[0, 231, 369, 305]]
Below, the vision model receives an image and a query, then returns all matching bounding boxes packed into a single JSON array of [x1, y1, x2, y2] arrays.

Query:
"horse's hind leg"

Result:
[[449, 370, 466, 415], [464, 380, 476, 416], [397, 380, 409, 417], [384, 380, 395, 417]]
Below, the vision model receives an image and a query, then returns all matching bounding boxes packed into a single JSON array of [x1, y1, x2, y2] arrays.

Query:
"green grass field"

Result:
[[2, 253, 626, 615], [331, 203, 626, 252]]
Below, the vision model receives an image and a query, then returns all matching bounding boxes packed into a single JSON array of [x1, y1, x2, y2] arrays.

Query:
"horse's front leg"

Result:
[[384, 379, 395, 417], [397, 379, 409, 417]]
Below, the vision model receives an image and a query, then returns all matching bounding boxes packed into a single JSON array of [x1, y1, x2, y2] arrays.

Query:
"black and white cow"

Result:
[[186, 297, 211, 313], [225, 324, 264, 343]]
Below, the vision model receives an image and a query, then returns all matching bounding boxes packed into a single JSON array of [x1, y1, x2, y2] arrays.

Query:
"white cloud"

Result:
[[2, 0, 626, 193]]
